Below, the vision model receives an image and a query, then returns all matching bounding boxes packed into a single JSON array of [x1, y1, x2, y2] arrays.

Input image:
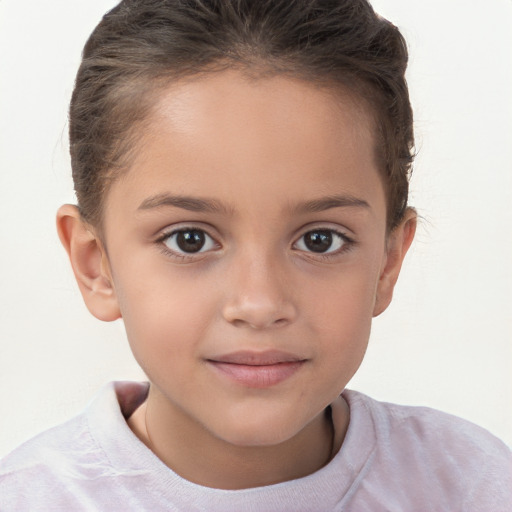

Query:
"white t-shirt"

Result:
[[1, 381, 510, 511]]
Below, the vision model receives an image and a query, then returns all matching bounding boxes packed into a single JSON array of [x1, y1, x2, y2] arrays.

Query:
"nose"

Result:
[[221, 252, 297, 330]]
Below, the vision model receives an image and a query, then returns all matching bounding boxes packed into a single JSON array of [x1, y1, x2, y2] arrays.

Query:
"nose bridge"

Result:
[[222, 244, 296, 329]]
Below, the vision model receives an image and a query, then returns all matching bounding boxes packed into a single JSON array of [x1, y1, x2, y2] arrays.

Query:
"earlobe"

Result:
[[56, 204, 121, 322], [373, 209, 417, 317]]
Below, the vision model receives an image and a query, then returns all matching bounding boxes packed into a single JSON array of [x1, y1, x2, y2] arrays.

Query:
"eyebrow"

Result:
[[138, 194, 230, 214], [293, 194, 370, 213], [137, 192, 370, 215]]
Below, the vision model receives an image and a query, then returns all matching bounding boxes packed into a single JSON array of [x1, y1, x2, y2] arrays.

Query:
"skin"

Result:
[[57, 70, 416, 490]]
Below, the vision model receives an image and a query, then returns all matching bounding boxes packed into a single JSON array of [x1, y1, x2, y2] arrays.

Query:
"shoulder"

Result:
[[0, 408, 94, 471], [0, 382, 140, 510], [0, 410, 103, 509], [349, 390, 510, 457], [342, 390, 512, 510]]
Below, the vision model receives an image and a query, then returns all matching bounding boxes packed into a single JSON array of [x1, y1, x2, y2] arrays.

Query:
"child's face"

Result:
[[75, 71, 412, 446]]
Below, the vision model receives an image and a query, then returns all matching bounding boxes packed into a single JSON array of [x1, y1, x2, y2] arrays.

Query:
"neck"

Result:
[[128, 386, 347, 490]]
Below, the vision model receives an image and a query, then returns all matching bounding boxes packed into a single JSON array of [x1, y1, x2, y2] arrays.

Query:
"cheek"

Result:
[[112, 258, 219, 364], [305, 255, 381, 325], [303, 259, 381, 368]]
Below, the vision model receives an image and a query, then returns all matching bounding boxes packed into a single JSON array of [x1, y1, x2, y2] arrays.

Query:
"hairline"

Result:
[[82, 62, 392, 233]]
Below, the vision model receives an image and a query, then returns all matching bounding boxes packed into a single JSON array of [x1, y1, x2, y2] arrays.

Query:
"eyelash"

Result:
[[293, 229, 355, 260], [156, 227, 218, 261], [155, 226, 355, 261]]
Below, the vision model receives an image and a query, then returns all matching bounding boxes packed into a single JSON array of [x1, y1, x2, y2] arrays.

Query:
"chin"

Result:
[[210, 412, 305, 448]]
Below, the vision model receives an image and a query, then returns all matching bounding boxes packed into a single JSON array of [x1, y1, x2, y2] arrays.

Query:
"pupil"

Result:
[[304, 230, 332, 253], [176, 230, 205, 253]]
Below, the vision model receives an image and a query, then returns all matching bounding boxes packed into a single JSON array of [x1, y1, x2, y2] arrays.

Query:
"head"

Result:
[[69, 0, 414, 232], [58, 0, 416, 452]]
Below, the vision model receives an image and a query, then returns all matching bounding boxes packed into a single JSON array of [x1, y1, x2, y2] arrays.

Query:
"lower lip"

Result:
[[208, 361, 305, 388]]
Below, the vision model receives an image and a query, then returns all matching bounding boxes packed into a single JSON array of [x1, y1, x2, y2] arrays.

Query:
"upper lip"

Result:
[[207, 350, 305, 366]]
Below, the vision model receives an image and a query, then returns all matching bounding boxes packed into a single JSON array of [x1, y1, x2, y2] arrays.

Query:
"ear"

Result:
[[56, 204, 121, 322], [373, 208, 417, 317]]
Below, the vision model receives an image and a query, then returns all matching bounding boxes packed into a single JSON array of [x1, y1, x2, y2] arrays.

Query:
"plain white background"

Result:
[[0, 0, 511, 457]]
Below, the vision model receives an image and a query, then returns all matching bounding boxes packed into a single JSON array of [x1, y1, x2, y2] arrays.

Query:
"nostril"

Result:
[[228, 316, 289, 330]]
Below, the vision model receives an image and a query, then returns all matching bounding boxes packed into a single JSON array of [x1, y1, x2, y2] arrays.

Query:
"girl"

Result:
[[1, 0, 510, 509]]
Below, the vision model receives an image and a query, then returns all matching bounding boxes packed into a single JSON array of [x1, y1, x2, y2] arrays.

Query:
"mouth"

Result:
[[206, 350, 307, 388]]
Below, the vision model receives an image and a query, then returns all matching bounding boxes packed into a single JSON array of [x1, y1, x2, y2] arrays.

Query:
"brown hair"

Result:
[[70, 0, 414, 230]]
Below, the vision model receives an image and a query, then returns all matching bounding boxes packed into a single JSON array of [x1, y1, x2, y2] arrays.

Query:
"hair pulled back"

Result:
[[70, 0, 414, 229]]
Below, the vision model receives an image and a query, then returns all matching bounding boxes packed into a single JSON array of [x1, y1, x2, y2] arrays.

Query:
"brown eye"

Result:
[[295, 229, 347, 254], [164, 229, 215, 254], [303, 230, 332, 252]]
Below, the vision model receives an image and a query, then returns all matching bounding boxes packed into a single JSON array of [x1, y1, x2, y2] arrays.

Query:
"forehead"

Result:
[[145, 70, 376, 157], [104, 70, 385, 222]]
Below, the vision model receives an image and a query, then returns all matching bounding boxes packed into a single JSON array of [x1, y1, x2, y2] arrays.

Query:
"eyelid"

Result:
[[155, 224, 221, 259], [292, 225, 356, 257], [153, 219, 219, 237], [292, 222, 355, 243], [167, 230, 216, 253]]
